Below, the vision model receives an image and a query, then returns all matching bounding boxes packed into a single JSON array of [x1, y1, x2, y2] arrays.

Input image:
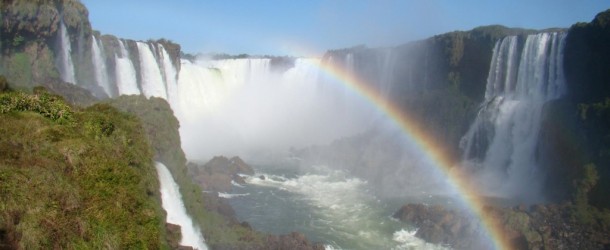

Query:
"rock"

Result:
[[230, 156, 255, 175], [395, 202, 609, 250], [190, 156, 255, 193], [165, 223, 182, 249], [233, 174, 247, 184], [264, 232, 325, 250], [394, 203, 477, 247], [199, 173, 232, 192], [259, 175, 266, 180], [198, 192, 238, 225]]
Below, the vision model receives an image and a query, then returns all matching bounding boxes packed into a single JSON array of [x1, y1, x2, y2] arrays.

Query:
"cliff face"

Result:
[[0, 0, 181, 99], [0, 0, 90, 89], [538, 9, 610, 208], [309, 26, 539, 197], [565, 9, 610, 103], [322, 26, 536, 166]]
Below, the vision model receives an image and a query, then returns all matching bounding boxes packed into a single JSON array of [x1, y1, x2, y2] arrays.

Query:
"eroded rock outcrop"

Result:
[[189, 156, 255, 192]]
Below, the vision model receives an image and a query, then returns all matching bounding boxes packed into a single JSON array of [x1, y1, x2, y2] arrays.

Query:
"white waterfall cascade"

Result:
[[84, 35, 379, 159], [155, 162, 208, 250], [159, 45, 179, 107], [137, 42, 167, 99], [460, 32, 567, 202], [56, 21, 76, 84], [115, 40, 140, 95], [176, 57, 377, 160], [91, 36, 112, 96]]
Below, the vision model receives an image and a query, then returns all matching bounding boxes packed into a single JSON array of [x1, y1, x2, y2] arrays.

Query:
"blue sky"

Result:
[[81, 0, 609, 56]]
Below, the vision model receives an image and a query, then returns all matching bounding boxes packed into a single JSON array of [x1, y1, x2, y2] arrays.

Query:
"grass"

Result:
[[108, 95, 267, 248], [0, 89, 169, 249]]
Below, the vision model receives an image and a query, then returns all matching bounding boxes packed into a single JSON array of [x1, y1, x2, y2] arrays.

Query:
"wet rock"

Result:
[[189, 155, 255, 193], [395, 202, 610, 250], [165, 223, 182, 249], [393, 204, 478, 248], [200, 192, 237, 224]]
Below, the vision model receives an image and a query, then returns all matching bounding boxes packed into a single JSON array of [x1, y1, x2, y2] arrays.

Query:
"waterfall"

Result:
[[115, 40, 140, 95], [55, 21, 76, 84], [378, 49, 395, 105], [176, 57, 377, 160], [137, 42, 167, 99], [155, 162, 208, 250], [159, 45, 178, 106], [84, 43, 376, 160], [460, 32, 567, 202], [91, 36, 112, 97]]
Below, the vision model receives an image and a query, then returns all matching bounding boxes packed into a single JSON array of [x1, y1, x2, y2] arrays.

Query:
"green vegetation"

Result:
[[107, 95, 266, 248], [572, 164, 600, 224], [0, 87, 73, 123], [11, 35, 24, 47], [574, 97, 610, 208], [0, 88, 169, 249]]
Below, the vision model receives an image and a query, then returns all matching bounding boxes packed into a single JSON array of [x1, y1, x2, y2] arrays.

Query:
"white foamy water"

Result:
[[155, 162, 207, 250], [91, 36, 112, 97], [115, 40, 140, 95], [232, 165, 446, 249], [218, 192, 250, 199], [55, 21, 76, 84], [159, 45, 178, 107], [391, 229, 448, 250], [137, 42, 167, 99], [460, 32, 567, 202]]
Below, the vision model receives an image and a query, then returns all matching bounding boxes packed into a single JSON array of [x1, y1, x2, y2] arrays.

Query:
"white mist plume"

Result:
[[175, 57, 378, 161]]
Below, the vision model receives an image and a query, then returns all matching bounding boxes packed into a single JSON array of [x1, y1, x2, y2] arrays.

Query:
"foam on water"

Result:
[[218, 192, 250, 199], [231, 180, 245, 188], [392, 229, 447, 250], [240, 166, 446, 249]]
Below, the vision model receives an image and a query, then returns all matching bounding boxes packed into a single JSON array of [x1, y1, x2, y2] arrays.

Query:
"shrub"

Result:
[[0, 89, 73, 124]]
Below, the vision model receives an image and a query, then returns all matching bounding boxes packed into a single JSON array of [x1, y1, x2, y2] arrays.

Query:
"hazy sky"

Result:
[[81, 0, 609, 56]]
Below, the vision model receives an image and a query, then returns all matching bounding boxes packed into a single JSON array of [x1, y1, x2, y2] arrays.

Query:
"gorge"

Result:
[[1, 1, 610, 249]]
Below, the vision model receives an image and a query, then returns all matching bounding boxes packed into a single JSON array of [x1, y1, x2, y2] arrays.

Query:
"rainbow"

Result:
[[310, 57, 511, 250]]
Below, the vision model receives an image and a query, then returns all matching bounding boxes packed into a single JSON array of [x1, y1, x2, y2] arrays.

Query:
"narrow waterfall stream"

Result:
[[155, 162, 208, 250]]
